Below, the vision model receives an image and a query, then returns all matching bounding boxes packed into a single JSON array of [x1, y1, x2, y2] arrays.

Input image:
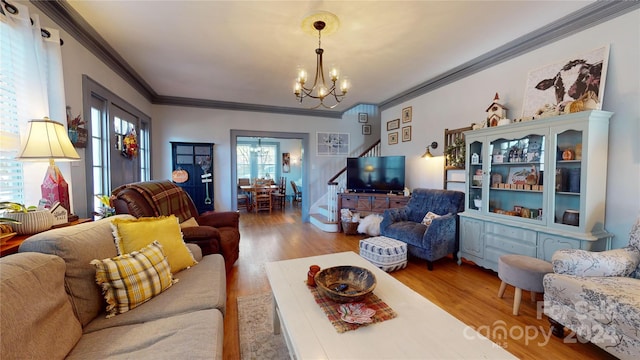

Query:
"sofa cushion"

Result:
[[383, 221, 428, 247], [67, 309, 223, 360], [552, 247, 640, 277], [544, 274, 640, 343], [91, 241, 176, 318], [404, 189, 464, 223], [1, 252, 82, 359], [83, 253, 226, 333], [18, 215, 135, 327], [111, 215, 197, 273], [629, 217, 640, 279]]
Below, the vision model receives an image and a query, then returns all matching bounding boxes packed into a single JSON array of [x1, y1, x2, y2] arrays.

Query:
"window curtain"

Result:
[[0, 1, 67, 204]]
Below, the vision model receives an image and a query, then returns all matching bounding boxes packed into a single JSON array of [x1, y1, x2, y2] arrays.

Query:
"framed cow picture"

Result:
[[522, 45, 609, 119]]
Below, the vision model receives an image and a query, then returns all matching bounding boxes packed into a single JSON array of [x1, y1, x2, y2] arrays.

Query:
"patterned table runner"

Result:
[[308, 285, 398, 333]]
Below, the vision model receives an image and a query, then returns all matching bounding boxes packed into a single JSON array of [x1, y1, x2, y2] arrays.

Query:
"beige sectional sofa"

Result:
[[0, 215, 226, 359]]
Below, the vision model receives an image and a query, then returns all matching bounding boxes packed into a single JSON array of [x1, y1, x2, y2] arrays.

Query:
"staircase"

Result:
[[309, 140, 382, 232]]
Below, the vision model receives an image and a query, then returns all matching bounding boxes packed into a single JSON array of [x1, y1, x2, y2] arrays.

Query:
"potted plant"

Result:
[[67, 111, 85, 145], [93, 195, 115, 219], [444, 137, 466, 168], [0, 202, 54, 235]]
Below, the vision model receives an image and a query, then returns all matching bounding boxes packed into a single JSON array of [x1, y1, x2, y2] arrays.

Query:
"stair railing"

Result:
[[326, 140, 381, 222]]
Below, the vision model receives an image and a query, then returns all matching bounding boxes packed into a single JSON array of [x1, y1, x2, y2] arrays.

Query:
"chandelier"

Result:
[[293, 12, 350, 109], [250, 138, 266, 154]]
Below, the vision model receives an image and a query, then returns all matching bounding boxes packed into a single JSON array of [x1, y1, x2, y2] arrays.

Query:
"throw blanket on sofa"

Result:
[[113, 181, 193, 222]]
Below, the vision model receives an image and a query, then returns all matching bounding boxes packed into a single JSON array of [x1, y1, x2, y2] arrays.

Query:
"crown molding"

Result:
[[32, 0, 639, 115], [378, 0, 640, 110], [154, 95, 342, 118]]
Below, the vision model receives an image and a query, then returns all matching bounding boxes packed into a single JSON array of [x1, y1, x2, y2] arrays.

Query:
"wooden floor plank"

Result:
[[223, 206, 615, 359]]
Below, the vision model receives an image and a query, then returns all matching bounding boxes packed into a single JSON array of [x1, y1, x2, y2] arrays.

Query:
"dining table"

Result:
[[239, 184, 279, 209]]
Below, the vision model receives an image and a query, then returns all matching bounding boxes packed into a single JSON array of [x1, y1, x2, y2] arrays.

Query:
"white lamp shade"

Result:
[[17, 118, 80, 161]]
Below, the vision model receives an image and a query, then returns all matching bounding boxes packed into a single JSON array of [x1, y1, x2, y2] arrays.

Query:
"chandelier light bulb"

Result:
[[318, 84, 328, 99], [293, 81, 301, 95], [340, 76, 351, 93], [296, 67, 307, 84], [329, 66, 339, 81]]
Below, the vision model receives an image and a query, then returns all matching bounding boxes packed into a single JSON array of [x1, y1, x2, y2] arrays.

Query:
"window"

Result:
[[1, 3, 64, 205], [236, 140, 278, 181], [139, 121, 150, 181], [90, 96, 109, 215], [84, 76, 151, 217]]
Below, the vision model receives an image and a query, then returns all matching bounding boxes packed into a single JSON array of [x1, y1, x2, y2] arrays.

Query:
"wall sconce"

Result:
[[421, 141, 438, 158]]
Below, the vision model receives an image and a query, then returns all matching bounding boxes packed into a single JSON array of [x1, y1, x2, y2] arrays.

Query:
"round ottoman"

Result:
[[497, 254, 553, 315]]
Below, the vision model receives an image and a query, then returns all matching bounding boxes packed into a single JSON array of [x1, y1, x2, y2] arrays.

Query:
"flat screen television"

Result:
[[346, 156, 405, 194]]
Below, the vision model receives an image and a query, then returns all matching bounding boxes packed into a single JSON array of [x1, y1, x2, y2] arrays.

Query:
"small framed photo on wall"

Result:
[[362, 124, 371, 135], [402, 106, 412, 123], [282, 153, 290, 173], [358, 113, 368, 123], [402, 126, 412, 142], [387, 118, 400, 131], [388, 132, 398, 145]]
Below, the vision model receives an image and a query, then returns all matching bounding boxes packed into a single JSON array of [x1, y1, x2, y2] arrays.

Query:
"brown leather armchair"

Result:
[[111, 180, 240, 272]]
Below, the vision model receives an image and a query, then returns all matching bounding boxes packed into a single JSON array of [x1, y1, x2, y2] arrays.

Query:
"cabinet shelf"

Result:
[[556, 191, 580, 196], [491, 161, 542, 167], [557, 160, 581, 164], [489, 188, 542, 193], [458, 110, 613, 272]]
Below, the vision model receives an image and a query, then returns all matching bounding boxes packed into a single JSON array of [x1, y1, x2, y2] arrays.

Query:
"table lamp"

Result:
[[16, 117, 80, 214]]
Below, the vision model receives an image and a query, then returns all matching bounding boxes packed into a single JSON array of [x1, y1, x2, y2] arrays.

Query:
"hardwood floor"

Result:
[[223, 206, 615, 359]]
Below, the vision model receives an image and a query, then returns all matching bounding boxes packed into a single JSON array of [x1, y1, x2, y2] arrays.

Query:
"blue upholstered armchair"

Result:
[[380, 189, 465, 270]]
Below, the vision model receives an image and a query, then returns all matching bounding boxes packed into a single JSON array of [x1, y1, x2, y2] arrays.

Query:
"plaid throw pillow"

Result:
[[91, 241, 175, 318]]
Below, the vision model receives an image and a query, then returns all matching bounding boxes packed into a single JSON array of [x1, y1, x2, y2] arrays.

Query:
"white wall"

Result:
[[278, 138, 303, 197], [381, 10, 640, 248], [151, 105, 381, 212]]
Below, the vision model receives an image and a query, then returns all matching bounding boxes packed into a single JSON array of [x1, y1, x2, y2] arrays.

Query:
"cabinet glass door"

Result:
[[467, 140, 483, 211], [552, 129, 583, 227], [488, 133, 545, 223]]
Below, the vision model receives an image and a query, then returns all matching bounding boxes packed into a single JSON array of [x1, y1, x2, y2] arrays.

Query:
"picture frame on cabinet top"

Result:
[[522, 45, 609, 119]]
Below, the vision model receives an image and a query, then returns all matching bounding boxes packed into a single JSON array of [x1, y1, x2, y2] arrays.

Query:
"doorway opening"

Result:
[[230, 130, 309, 222]]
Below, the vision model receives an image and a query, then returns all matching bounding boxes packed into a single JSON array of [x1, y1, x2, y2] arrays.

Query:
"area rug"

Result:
[[237, 293, 290, 360]]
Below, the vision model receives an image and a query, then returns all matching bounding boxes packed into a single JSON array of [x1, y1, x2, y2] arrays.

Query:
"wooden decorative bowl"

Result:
[[314, 266, 376, 303]]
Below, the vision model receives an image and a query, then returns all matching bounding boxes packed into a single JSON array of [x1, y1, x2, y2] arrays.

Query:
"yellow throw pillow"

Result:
[[91, 241, 175, 318], [180, 217, 199, 229], [111, 215, 197, 273]]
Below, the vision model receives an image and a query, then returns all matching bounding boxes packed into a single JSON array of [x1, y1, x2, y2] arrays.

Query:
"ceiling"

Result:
[[59, 0, 600, 114]]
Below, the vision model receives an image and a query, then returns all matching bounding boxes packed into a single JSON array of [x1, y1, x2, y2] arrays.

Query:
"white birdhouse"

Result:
[[486, 93, 508, 127]]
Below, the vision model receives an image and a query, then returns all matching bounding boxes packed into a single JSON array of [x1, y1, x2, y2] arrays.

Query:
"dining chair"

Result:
[[290, 181, 302, 206], [271, 177, 287, 210], [237, 178, 252, 211], [254, 187, 272, 213]]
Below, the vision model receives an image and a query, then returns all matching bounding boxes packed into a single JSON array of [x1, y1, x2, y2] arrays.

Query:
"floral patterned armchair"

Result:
[[543, 216, 640, 360]]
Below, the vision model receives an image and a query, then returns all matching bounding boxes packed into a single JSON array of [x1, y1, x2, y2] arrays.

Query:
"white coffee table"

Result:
[[265, 251, 516, 359]]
